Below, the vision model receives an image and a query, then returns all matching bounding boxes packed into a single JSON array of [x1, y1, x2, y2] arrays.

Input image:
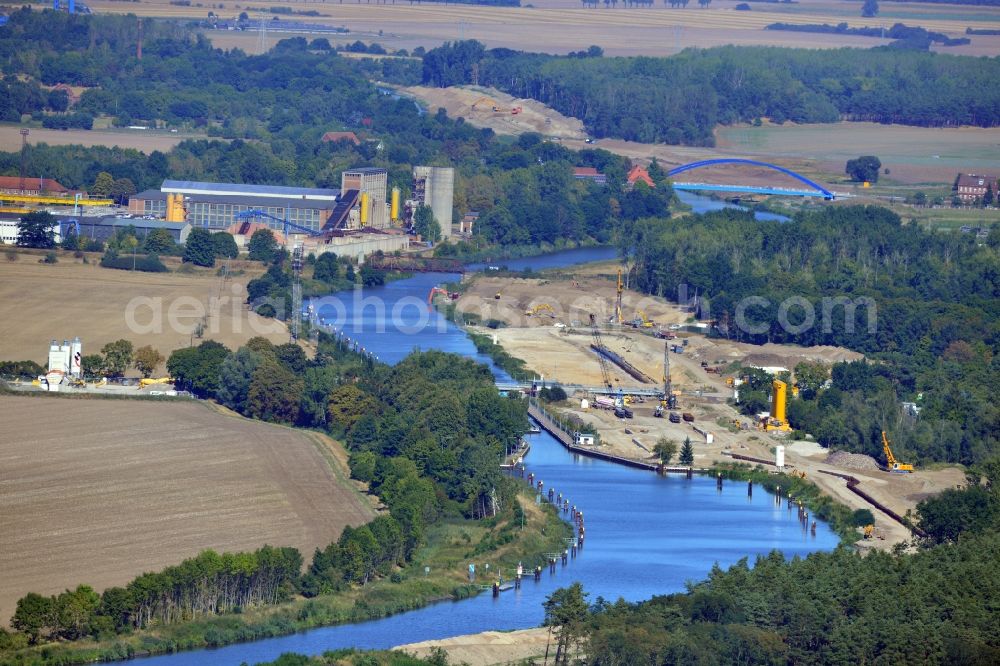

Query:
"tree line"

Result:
[[532, 458, 1000, 665], [420, 40, 1000, 145], [622, 204, 999, 466]]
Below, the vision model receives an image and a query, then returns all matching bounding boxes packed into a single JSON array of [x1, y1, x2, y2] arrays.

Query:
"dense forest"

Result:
[[538, 465, 1000, 665], [619, 205, 1000, 466], [421, 41, 1000, 145]]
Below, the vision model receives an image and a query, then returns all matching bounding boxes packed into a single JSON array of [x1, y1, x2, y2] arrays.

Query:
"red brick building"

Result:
[[0, 176, 72, 196], [573, 166, 607, 185], [955, 173, 997, 203]]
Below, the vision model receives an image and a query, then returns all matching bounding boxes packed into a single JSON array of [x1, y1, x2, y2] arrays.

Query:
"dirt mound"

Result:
[[825, 450, 881, 472]]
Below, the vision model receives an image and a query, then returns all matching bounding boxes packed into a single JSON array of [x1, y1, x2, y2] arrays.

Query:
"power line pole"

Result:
[[19, 129, 29, 193]]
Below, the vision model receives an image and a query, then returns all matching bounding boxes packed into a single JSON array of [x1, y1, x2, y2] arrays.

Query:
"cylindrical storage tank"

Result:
[[772, 379, 787, 424], [359, 192, 369, 226], [775, 445, 785, 469], [580, 399, 589, 410], [390, 187, 400, 222], [429, 167, 454, 239], [70, 337, 82, 377]]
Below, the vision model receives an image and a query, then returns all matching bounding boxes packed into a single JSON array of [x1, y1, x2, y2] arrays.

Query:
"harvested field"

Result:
[[0, 252, 288, 374], [0, 396, 374, 626], [0, 125, 202, 153], [87, 0, 1000, 57]]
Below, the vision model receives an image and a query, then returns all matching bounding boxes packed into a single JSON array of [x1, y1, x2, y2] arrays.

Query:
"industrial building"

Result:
[[43, 337, 82, 391], [408, 166, 454, 240], [52, 216, 191, 245], [0, 218, 62, 245], [129, 180, 340, 233], [330, 168, 391, 230]]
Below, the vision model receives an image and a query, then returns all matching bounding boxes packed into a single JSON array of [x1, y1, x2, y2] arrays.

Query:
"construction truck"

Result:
[[882, 431, 914, 473], [863, 524, 874, 539]]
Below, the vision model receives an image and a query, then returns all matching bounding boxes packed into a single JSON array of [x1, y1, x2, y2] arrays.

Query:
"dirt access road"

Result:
[[0, 396, 374, 626], [0, 252, 288, 375], [454, 272, 962, 548]]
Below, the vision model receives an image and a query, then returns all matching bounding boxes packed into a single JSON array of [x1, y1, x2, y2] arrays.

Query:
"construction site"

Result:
[[447, 269, 965, 549]]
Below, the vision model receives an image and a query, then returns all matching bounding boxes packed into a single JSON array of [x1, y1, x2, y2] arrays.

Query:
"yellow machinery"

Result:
[[166, 193, 187, 223], [863, 524, 874, 539], [494, 291, 501, 300], [882, 431, 914, 473], [0, 193, 113, 207], [390, 187, 400, 223], [525, 303, 555, 318], [632, 309, 654, 328], [762, 379, 792, 431], [139, 377, 174, 389], [359, 192, 370, 226]]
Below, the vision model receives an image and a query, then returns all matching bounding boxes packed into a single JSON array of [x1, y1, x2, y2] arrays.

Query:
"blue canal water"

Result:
[[137, 207, 826, 665], [676, 190, 790, 222], [134, 430, 837, 666]]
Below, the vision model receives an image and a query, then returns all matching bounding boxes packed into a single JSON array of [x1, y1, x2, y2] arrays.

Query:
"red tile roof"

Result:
[[627, 165, 655, 188], [321, 131, 361, 145], [0, 176, 70, 193], [573, 167, 601, 177]]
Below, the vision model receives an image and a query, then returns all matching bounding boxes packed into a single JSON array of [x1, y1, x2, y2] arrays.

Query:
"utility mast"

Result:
[[290, 244, 303, 342], [19, 129, 29, 193]]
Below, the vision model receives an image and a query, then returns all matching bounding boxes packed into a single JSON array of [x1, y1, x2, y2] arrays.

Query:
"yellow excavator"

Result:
[[882, 431, 914, 473], [525, 303, 555, 317], [631, 309, 654, 328]]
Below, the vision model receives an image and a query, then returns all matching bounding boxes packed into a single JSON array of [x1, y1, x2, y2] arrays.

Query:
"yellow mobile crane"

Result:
[[882, 431, 914, 473]]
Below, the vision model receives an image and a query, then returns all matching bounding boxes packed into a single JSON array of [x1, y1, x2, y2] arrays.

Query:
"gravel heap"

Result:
[[825, 450, 882, 472]]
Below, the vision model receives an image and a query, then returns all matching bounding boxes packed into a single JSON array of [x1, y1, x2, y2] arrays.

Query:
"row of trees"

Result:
[[77, 339, 164, 378], [11, 546, 303, 643], [420, 41, 1000, 145]]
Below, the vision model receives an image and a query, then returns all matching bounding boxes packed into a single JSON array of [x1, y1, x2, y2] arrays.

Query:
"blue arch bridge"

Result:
[[666, 158, 836, 200]]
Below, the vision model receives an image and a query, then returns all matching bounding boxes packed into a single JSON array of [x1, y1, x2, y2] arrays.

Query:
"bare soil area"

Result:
[[400, 85, 586, 140], [396, 627, 551, 666], [0, 396, 373, 626], [0, 253, 288, 374]]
